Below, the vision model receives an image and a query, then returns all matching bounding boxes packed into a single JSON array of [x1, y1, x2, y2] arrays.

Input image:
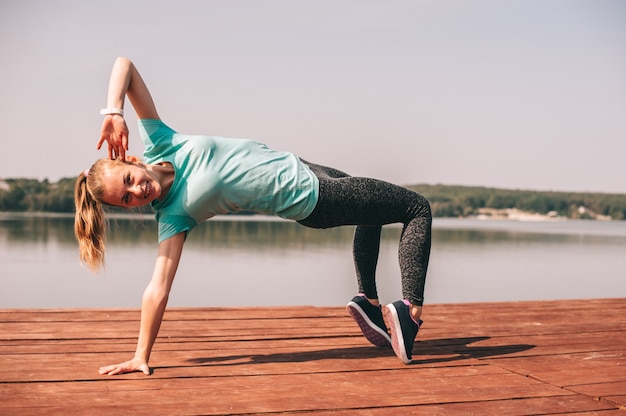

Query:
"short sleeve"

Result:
[[156, 213, 196, 243]]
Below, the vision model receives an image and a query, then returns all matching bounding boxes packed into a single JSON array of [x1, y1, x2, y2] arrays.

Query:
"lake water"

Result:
[[1, 213, 625, 308]]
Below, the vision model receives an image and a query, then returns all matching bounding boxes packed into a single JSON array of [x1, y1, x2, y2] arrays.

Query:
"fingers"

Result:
[[98, 365, 131, 376], [118, 137, 127, 161], [98, 363, 128, 376], [106, 136, 126, 160], [98, 116, 129, 160], [98, 365, 118, 375]]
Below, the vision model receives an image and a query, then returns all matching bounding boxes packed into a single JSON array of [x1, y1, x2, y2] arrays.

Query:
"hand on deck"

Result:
[[99, 356, 150, 376]]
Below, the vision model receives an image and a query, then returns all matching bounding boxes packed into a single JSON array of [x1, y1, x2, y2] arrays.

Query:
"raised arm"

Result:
[[97, 57, 160, 160], [98, 232, 186, 376]]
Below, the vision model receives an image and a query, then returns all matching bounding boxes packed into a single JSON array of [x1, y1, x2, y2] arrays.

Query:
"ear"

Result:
[[125, 155, 144, 166]]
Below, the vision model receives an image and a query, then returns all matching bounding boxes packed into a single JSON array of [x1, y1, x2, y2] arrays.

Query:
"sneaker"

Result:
[[384, 300, 423, 364], [346, 294, 392, 347]]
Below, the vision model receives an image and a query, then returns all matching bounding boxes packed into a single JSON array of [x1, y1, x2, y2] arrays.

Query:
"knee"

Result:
[[411, 193, 432, 221]]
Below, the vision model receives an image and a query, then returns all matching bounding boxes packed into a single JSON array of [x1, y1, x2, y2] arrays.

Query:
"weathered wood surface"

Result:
[[1, 298, 625, 415]]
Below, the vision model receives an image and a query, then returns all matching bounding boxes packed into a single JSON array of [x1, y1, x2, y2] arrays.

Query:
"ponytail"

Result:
[[74, 163, 107, 272], [74, 156, 144, 271]]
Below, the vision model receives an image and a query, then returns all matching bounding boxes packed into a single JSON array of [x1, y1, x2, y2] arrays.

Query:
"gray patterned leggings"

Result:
[[297, 161, 432, 306]]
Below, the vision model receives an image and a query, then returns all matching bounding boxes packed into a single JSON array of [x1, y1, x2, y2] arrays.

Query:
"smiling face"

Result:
[[100, 162, 162, 207]]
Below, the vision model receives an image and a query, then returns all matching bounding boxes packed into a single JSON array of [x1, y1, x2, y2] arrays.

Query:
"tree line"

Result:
[[1, 177, 625, 220], [407, 184, 626, 220]]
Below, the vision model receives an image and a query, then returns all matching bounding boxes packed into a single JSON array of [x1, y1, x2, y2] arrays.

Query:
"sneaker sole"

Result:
[[384, 304, 412, 364], [346, 301, 392, 348]]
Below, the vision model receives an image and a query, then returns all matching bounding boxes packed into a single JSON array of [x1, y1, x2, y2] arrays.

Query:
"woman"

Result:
[[75, 57, 432, 375]]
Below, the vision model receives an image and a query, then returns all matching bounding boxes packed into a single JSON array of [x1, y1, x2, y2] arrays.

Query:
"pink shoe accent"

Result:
[[403, 299, 421, 326]]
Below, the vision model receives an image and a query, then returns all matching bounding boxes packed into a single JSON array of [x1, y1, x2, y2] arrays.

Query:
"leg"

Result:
[[353, 225, 382, 301], [298, 174, 432, 308], [298, 162, 432, 361], [301, 161, 383, 302]]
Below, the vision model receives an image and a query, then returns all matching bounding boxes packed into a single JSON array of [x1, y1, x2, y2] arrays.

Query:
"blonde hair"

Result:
[[74, 156, 143, 272]]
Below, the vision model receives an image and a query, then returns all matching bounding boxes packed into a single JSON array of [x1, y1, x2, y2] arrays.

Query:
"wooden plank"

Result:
[[569, 381, 626, 400], [270, 396, 622, 416], [490, 351, 626, 386], [602, 397, 626, 409], [0, 370, 574, 415], [0, 346, 485, 383], [0, 306, 347, 322]]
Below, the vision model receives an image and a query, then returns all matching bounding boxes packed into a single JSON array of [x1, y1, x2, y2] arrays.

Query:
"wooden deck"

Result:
[[1, 298, 625, 415]]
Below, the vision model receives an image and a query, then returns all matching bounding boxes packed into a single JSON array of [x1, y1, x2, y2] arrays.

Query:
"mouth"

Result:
[[144, 181, 152, 199]]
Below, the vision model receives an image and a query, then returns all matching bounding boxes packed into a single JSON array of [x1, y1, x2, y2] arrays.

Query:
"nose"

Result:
[[130, 182, 143, 197]]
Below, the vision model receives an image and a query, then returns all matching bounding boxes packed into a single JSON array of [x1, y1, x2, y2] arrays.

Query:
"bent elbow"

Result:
[[142, 284, 169, 307], [115, 56, 132, 65]]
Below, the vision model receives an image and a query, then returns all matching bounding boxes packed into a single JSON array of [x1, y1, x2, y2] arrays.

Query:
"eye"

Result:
[[122, 173, 132, 205]]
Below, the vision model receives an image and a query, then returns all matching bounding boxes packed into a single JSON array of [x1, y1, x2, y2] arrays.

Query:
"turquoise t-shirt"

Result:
[[138, 119, 319, 242]]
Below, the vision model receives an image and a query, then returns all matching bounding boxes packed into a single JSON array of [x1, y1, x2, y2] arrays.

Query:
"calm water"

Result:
[[1, 213, 625, 308]]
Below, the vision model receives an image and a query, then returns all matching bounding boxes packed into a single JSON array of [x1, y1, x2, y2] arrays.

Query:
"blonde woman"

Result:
[[76, 57, 432, 375]]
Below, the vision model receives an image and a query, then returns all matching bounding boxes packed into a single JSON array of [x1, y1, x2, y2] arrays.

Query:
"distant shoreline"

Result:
[[0, 210, 618, 223], [1, 179, 625, 220], [471, 207, 610, 222]]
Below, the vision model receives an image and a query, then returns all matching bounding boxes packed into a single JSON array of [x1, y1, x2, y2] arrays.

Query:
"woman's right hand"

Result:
[[97, 114, 129, 160], [98, 356, 151, 376]]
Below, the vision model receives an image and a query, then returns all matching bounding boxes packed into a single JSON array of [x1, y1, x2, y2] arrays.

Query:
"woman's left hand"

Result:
[[97, 114, 129, 160]]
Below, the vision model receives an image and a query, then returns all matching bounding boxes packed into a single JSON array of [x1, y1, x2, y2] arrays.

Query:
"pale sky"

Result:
[[1, 0, 625, 193]]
